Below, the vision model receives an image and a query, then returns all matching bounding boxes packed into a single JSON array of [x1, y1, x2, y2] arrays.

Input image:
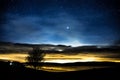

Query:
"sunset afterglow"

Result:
[[0, 53, 120, 63]]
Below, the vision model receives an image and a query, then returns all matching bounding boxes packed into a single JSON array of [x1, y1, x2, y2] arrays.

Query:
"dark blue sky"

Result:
[[0, 0, 120, 46]]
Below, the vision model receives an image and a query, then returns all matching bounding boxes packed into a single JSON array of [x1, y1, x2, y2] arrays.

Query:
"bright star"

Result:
[[66, 26, 70, 30]]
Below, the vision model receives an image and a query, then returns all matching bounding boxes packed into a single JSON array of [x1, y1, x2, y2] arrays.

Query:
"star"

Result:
[[66, 26, 70, 30]]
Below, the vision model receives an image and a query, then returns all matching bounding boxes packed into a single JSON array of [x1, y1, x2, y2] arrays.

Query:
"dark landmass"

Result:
[[0, 41, 120, 53], [0, 42, 70, 53], [0, 60, 120, 80], [0, 42, 120, 80], [25, 61, 120, 67]]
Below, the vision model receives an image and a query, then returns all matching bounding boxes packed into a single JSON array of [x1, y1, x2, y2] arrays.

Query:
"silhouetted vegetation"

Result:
[[26, 47, 45, 69], [0, 60, 120, 80]]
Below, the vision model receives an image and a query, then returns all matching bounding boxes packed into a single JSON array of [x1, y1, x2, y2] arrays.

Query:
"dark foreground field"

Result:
[[0, 61, 120, 80]]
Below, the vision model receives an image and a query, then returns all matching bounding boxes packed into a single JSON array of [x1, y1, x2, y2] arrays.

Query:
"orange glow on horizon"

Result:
[[0, 53, 120, 63], [0, 53, 28, 62]]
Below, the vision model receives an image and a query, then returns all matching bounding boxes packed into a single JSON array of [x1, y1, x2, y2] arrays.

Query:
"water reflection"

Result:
[[41, 66, 108, 72], [26, 64, 109, 72]]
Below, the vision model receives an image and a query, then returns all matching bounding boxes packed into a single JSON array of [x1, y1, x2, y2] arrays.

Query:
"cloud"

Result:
[[2, 12, 85, 44], [1, 0, 120, 46]]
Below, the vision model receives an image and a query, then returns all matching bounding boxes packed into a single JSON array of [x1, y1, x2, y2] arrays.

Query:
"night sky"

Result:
[[0, 0, 120, 46]]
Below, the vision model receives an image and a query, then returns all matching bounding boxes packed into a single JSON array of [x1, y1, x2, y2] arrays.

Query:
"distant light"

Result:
[[57, 49, 63, 52], [44, 57, 97, 63], [80, 57, 96, 62], [45, 60, 77, 64], [97, 46, 102, 48], [10, 62, 13, 65]]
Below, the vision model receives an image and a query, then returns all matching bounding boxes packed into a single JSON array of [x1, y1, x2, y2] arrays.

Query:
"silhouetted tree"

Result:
[[26, 46, 44, 69]]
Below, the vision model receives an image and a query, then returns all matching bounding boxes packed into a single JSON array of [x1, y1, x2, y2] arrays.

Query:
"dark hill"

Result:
[[0, 60, 120, 80]]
